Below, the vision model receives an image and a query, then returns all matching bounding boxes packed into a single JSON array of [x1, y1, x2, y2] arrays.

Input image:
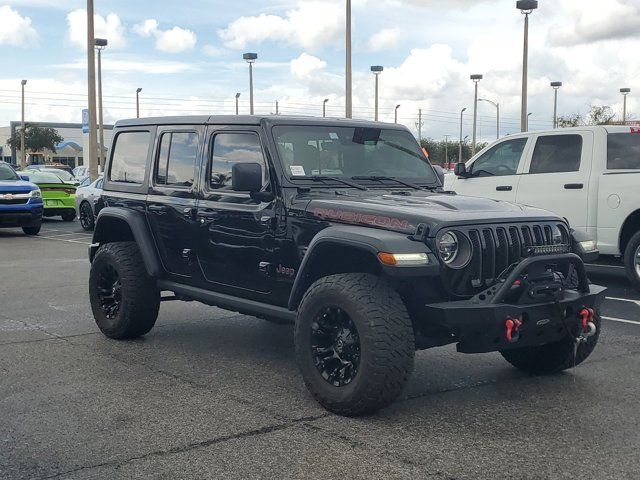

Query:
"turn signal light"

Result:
[[377, 252, 429, 266]]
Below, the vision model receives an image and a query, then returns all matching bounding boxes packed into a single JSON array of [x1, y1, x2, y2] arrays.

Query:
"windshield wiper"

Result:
[[310, 176, 368, 191], [351, 175, 424, 191]]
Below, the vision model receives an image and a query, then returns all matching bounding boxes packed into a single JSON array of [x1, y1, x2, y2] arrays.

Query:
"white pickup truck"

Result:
[[446, 125, 640, 290]]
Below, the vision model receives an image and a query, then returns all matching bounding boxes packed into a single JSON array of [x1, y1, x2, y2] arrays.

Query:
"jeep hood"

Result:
[[300, 191, 561, 235]]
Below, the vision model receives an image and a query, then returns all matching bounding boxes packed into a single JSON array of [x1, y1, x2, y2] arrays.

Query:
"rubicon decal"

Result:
[[313, 207, 412, 231]]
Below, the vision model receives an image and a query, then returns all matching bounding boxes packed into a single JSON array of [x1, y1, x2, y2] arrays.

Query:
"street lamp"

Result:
[[323, 98, 329, 118], [517, 0, 538, 132], [346, 0, 352, 118], [551, 82, 562, 128], [527, 112, 533, 131], [478, 98, 500, 139], [470, 74, 483, 155], [136, 88, 142, 118], [94, 38, 107, 171], [621, 88, 631, 123], [235, 93, 241, 115], [371, 65, 384, 121], [86, 0, 99, 181], [395, 104, 401, 124], [459, 107, 466, 164], [20, 79, 27, 169], [243, 52, 258, 115]]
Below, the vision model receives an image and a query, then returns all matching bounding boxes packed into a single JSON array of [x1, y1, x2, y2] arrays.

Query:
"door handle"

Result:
[[496, 185, 513, 191], [183, 207, 196, 219], [564, 183, 584, 190]]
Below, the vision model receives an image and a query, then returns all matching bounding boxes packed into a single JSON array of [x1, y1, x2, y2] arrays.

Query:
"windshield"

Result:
[[23, 172, 64, 184], [0, 163, 19, 181], [43, 169, 75, 181], [273, 125, 438, 185]]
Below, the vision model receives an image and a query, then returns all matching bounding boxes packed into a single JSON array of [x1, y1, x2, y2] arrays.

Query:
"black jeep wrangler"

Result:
[[89, 115, 605, 416]]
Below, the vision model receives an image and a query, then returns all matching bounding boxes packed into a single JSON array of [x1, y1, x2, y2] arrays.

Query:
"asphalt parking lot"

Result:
[[1, 219, 639, 480]]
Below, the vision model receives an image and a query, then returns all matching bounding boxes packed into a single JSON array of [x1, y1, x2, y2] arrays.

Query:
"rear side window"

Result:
[[608, 133, 640, 169], [529, 135, 582, 174], [156, 132, 198, 187], [109, 131, 150, 184], [210, 132, 266, 190]]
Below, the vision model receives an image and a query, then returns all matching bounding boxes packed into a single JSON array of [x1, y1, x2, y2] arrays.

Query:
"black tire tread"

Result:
[[623, 230, 640, 291], [22, 225, 41, 235]]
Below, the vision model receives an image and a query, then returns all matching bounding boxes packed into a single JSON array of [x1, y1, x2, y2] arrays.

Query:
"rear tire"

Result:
[[79, 202, 95, 231], [500, 313, 600, 375], [61, 210, 76, 222], [89, 241, 160, 339], [22, 224, 41, 236], [295, 273, 415, 416], [623, 230, 640, 291]]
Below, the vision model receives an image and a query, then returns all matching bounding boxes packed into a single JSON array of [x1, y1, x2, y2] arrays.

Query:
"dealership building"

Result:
[[0, 121, 113, 168]]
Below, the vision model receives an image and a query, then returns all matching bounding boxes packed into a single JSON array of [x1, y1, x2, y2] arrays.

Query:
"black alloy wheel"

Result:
[[310, 306, 361, 387], [96, 263, 122, 320], [79, 202, 95, 231]]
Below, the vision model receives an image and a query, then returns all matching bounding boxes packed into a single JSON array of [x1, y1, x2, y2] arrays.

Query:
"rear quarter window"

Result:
[[109, 131, 151, 184], [607, 132, 640, 169]]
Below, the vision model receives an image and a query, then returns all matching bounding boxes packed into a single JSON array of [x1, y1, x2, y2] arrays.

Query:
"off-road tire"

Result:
[[61, 210, 76, 222], [22, 224, 41, 235], [623, 230, 640, 291], [79, 201, 95, 231], [295, 273, 415, 416], [500, 313, 601, 375], [89, 241, 160, 339]]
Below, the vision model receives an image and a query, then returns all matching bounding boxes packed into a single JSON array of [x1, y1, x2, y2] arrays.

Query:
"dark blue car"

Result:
[[0, 162, 43, 235]]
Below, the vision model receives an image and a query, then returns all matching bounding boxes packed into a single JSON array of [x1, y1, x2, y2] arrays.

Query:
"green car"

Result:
[[19, 171, 77, 221]]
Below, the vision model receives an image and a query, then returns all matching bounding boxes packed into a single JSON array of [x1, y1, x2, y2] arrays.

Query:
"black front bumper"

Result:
[[424, 253, 607, 353]]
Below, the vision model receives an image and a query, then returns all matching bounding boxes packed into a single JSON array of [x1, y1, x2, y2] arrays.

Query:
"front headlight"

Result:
[[578, 240, 597, 253], [437, 230, 473, 269], [438, 231, 459, 263], [30, 189, 41, 198]]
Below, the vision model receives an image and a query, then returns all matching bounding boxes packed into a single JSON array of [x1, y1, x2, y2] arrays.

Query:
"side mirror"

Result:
[[454, 162, 468, 178], [432, 165, 445, 186], [20, 174, 30, 181], [232, 162, 263, 193]]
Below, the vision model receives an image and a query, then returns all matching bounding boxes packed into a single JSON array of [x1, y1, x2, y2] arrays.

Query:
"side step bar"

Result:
[[157, 280, 297, 323]]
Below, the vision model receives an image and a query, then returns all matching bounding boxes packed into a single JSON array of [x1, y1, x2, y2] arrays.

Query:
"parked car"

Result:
[[25, 163, 74, 176], [19, 170, 77, 221], [87, 115, 604, 416], [446, 125, 640, 290], [75, 175, 103, 230], [39, 168, 80, 186], [0, 162, 43, 235]]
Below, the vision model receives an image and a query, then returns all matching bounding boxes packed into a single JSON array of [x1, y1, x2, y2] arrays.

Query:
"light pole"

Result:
[[395, 104, 401, 124], [459, 107, 466, 164], [323, 98, 329, 117], [235, 93, 241, 115], [621, 88, 631, 123], [86, 0, 99, 181], [551, 81, 562, 128], [527, 112, 533, 131], [20, 80, 27, 169], [371, 66, 383, 121], [95, 38, 107, 171], [478, 98, 500, 139], [243, 53, 258, 115], [517, 0, 538, 132], [444, 135, 450, 167], [136, 88, 142, 118], [345, 0, 352, 119], [470, 74, 483, 155]]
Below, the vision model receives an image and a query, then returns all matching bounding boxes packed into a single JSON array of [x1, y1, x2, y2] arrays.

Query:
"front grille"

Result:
[[440, 222, 571, 296], [0, 198, 28, 205]]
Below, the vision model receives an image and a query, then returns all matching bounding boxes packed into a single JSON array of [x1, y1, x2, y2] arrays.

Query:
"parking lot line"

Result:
[[602, 316, 640, 326], [606, 297, 640, 306], [32, 235, 91, 246]]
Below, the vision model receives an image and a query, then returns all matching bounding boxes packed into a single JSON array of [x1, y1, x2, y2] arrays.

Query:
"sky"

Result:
[[0, 0, 639, 142]]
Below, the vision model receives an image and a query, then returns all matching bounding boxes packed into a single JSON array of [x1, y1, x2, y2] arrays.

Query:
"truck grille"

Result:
[[440, 222, 571, 296]]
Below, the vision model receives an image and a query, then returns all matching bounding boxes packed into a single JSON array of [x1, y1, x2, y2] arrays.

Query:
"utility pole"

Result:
[[459, 108, 466, 164], [470, 74, 483, 155], [444, 135, 450, 168], [415, 109, 423, 143], [136, 88, 142, 118], [395, 104, 400, 124], [20, 79, 27, 169], [517, 0, 538, 132], [345, 0, 352, 118], [621, 88, 631, 123], [235, 93, 240, 115], [371, 66, 383, 121], [86, 0, 99, 182], [95, 38, 107, 171], [275, 100, 279, 115], [323, 98, 329, 117]]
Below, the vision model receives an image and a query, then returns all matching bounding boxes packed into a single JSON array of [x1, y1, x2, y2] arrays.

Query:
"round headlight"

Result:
[[552, 225, 564, 245], [438, 231, 459, 264]]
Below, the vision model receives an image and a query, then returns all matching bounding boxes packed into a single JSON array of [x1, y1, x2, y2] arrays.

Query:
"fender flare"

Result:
[[287, 225, 433, 310], [90, 206, 163, 277]]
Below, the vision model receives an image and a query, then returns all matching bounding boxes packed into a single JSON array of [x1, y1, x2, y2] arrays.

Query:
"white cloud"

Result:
[[67, 9, 126, 50], [0, 6, 38, 47], [367, 28, 402, 51], [291, 53, 327, 78], [218, 1, 343, 51], [202, 44, 227, 57], [133, 19, 197, 53]]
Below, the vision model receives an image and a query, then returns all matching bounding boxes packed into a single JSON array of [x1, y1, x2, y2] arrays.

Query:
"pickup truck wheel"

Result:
[[623, 231, 640, 291], [89, 241, 160, 339], [295, 273, 415, 416], [500, 313, 600, 375]]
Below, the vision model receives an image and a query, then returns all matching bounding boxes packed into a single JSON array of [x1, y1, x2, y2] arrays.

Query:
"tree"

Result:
[[7, 124, 64, 157], [421, 138, 487, 165], [558, 105, 618, 128], [557, 113, 582, 128]]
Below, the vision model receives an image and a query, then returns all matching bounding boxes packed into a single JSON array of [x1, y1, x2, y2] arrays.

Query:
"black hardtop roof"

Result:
[[114, 115, 408, 130]]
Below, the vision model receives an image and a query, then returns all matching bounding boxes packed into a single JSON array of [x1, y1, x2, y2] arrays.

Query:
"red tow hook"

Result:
[[578, 308, 597, 338], [505, 317, 522, 343]]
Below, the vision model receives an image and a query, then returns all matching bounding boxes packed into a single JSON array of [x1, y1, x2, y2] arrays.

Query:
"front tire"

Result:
[[294, 273, 415, 416], [79, 202, 95, 231], [61, 210, 76, 222], [623, 231, 640, 291], [500, 313, 600, 375], [22, 224, 41, 236], [89, 242, 160, 339]]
